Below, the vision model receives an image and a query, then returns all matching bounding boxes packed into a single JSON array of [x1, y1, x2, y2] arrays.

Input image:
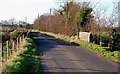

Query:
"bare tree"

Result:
[[109, 2, 118, 28], [92, 2, 108, 45]]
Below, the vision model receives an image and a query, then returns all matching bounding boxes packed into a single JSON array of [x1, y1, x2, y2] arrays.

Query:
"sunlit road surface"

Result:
[[32, 32, 119, 73]]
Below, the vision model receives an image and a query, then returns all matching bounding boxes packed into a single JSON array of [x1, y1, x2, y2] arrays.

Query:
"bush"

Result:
[[91, 33, 110, 46]]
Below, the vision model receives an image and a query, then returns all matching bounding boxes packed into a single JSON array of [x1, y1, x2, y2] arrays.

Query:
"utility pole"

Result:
[[49, 9, 51, 31], [38, 14, 40, 30], [66, 0, 69, 20], [25, 17, 27, 23], [25, 17, 27, 29], [65, 0, 68, 35]]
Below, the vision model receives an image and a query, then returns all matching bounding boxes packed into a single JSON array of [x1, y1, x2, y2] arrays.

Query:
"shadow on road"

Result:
[[30, 32, 119, 73], [31, 32, 80, 54]]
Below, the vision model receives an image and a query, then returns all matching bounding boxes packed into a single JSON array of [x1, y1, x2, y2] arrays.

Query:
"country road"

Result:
[[32, 32, 119, 73]]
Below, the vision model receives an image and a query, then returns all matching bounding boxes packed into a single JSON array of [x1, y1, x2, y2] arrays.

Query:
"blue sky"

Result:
[[0, 0, 119, 24]]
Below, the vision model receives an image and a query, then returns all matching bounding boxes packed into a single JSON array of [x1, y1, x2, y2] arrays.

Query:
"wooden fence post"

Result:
[[0, 43, 4, 73], [14, 41, 17, 52], [23, 34, 24, 39], [17, 37, 19, 51], [0, 43, 3, 72], [22, 34, 24, 41], [27, 31, 29, 38], [6, 41, 9, 60], [21, 36, 22, 42], [12, 41, 15, 53], [1, 43, 4, 62], [19, 36, 21, 43], [0, 57, 1, 73]]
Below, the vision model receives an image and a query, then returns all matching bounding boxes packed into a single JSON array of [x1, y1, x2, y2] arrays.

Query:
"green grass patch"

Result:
[[40, 31, 120, 63], [3, 38, 40, 73]]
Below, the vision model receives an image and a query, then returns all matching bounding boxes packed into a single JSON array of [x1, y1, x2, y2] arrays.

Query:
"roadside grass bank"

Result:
[[40, 31, 120, 63], [2, 38, 40, 73]]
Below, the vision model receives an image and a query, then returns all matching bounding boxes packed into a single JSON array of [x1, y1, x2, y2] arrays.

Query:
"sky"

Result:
[[0, 0, 119, 24]]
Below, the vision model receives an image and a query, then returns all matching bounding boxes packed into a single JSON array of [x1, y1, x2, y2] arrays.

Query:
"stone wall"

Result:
[[79, 32, 91, 42]]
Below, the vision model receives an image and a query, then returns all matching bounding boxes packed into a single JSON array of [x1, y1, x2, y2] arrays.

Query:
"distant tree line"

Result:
[[0, 18, 33, 29]]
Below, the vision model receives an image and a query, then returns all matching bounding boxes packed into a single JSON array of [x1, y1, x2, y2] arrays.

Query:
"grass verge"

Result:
[[40, 31, 120, 63], [3, 38, 40, 73]]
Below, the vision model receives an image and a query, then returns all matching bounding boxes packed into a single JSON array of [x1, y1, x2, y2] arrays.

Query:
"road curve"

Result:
[[32, 32, 119, 73]]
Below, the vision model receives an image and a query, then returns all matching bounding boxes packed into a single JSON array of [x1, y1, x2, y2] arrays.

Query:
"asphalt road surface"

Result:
[[32, 32, 119, 73]]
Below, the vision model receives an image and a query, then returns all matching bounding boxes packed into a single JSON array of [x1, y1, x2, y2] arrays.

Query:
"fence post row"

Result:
[[6, 41, 9, 60], [1, 32, 27, 63], [2, 43, 4, 62], [17, 37, 19, 51], [12, 41, 15, 53]]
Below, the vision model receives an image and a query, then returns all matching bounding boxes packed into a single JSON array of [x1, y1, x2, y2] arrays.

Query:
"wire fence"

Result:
[[1, 32, 28, 62]]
